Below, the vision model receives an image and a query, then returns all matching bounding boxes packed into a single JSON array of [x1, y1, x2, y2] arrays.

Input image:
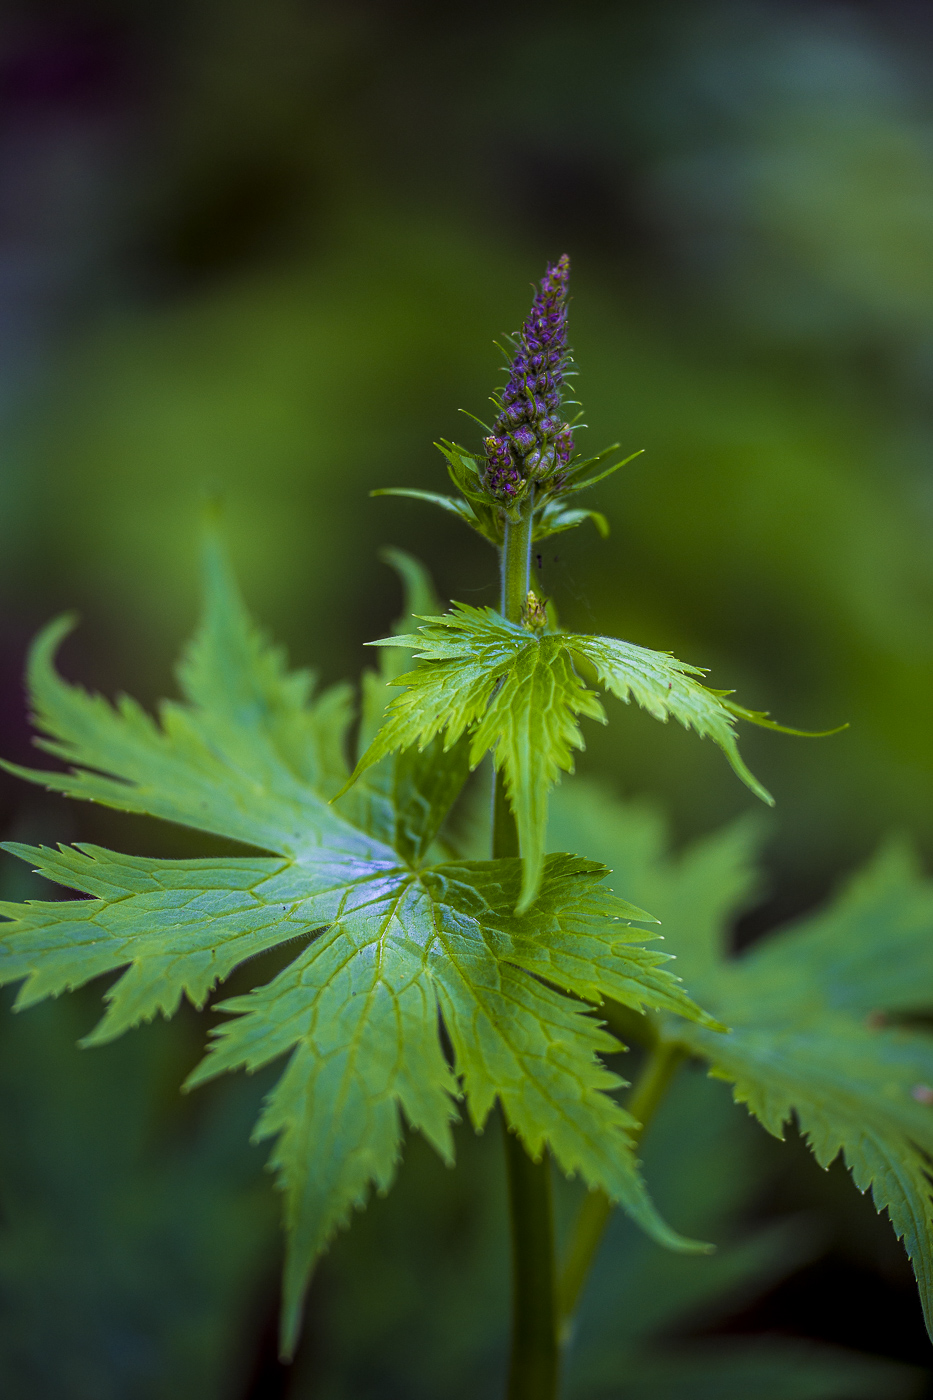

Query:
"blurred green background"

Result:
[[2, 0, 933, 1394]]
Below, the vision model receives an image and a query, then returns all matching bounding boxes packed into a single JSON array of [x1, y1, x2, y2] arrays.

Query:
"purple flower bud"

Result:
[[484, 434, 512, 472], [555, 426, 574, 465], [525, 446, 556, 480], [486, 463, 524, 502], [479, 254, 574, 507]]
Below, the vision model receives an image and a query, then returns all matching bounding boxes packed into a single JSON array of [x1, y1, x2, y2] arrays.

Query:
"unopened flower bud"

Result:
[[555, 426, 574, 465], [522, 590, 548, 631], [525, 446, 556, 480], [479, 254, 573, 508]]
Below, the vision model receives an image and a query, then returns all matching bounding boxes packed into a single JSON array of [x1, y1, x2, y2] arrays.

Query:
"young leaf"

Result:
[[0, 540, 718, 1356], [549, 781, 933, 1347], [557, 447, 645, 497], [348, 604, 820, 910], [534, 502, 610, 541]]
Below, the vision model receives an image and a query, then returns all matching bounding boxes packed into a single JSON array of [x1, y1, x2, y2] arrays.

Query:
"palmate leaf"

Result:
[[0, 540, 718, 1357], [549, 782, 933, 1345], [347, 603, 828, 911]]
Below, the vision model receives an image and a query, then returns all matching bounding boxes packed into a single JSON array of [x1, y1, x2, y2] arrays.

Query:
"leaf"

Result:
[[344, 549, 473, 856], [570, 635, 774, 806], [533, 503, 610, 541], [346, 606, 604, 910], [371, 488, 492, 537], [349, 604, 808, 908], [557, 446, 644, 497], [2, 535, 359, 856], [433, 439, 504, 544], [568, 1067, 920, 1400], [0, 539, 717, 1356], [0, 989, 280, 1400], [549, 779, 933, 1347], [722, 698, 848, 739]]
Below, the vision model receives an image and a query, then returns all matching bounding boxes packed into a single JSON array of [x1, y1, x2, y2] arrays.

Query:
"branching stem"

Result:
[[556, 1041, 686, 1329]]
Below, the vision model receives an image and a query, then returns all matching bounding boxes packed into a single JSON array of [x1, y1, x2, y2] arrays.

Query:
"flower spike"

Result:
[[483, 254, 575, 504], [373, 256, 640, 546]]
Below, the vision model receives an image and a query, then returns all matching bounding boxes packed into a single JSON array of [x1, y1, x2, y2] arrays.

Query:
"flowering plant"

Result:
[[1, 259, 930, 1400]]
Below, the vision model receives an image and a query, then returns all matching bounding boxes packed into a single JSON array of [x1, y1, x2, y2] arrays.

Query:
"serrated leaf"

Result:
[[1, 534, 358, 857], [183, 852, 712, 1352], [348, 604, 805, 909], [342, 549, 473, 856], [0, 542, 718, 1356], [570, 635, 775, 806], [549, 780, 933, 1347]]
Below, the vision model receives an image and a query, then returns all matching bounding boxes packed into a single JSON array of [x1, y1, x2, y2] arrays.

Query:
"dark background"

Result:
[[0, 1, 932, 1395]]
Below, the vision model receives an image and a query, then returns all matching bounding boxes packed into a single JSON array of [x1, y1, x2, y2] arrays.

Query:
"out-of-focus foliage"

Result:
[[550, 780, 933, 1354], [0, 984, 920, 1398], [300, 1066, 921, 1400], [0, 989, 278, 1400]]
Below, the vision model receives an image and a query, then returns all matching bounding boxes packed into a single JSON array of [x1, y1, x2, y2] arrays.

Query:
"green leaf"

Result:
[[343, 548, 473, 857], [2, 535, 359, 856], [371, 487, 492, 536], [533, 503, 610, 541], [346, 606, 605, 910], [569, 1067, 920, 1400], [432, 439, 504, 544], [570, 635, 775, 806], [349, 604, 810, 908], [549, 780, 933, 1348], [557, 446, 644, 497], [0, 540, 717, 1356], [722, 698, 848, 739]]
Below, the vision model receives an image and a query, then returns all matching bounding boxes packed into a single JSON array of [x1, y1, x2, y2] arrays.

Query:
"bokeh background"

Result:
[[1, 1, 933, 1395]]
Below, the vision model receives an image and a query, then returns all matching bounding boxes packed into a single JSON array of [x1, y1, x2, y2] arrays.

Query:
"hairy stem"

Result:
[[500, 497, 535, 621], [556, 1041, 686, 1328], [494, 492, 557, 1400]]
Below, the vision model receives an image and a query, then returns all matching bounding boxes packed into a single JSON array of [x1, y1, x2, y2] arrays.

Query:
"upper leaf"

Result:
[[549, 781, 933, 1346], [0, 540, 718, 1356], [347, 604, 820, 910], [375, 442, 643, 549]]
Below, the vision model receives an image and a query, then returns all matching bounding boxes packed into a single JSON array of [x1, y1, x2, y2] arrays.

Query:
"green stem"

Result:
[[500, 496, 535, 621], [495, 492, 557, 1400], [504, 1130, 557, 1400], [556, 1041, 685, 1328]]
